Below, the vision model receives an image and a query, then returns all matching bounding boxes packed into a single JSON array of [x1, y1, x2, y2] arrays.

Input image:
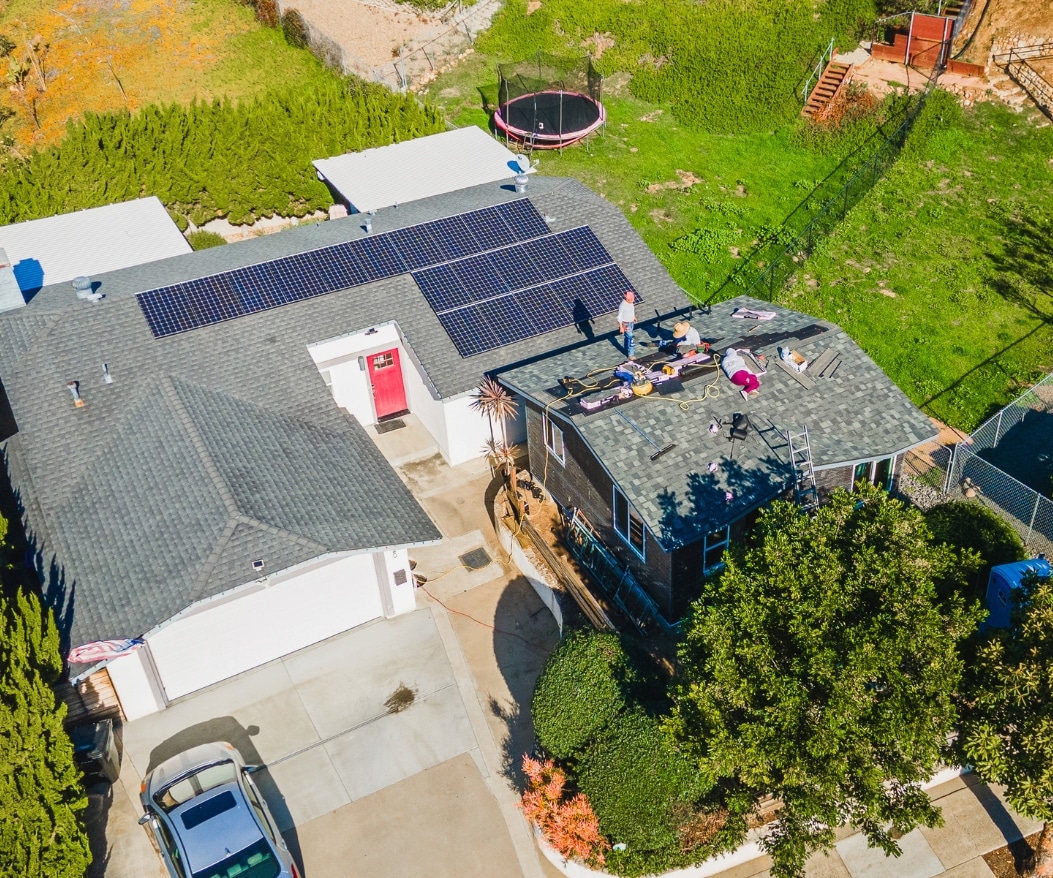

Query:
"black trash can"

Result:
[[69, 718, 120, 785]]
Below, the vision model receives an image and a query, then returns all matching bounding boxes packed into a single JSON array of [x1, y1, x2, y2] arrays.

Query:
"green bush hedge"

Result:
[[576, 711, 718, 877], [925, 500, 1025, 599], [532, 630, 635, 759], [0, 77, 445, 228]]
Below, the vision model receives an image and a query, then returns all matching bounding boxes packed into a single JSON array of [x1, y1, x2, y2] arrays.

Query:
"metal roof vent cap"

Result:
[[514, 173, 529, 194], [72, 276, 103, 302]]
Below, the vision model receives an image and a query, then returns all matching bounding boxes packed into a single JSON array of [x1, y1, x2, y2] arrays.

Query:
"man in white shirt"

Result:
[[617, 290, 637, 358]]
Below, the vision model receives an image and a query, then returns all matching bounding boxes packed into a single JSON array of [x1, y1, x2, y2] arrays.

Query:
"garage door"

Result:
[[147, 554, 384, 701]]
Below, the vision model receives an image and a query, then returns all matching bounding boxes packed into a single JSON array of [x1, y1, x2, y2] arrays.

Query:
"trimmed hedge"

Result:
[[576, 711, 716, 877], [532, 630, 634, 760]]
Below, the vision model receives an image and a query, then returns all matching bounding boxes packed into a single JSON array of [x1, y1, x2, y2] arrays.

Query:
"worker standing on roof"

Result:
[[672, 320, 702, 356], [722, 347, 762, 401], [618, 290, 637, 359]]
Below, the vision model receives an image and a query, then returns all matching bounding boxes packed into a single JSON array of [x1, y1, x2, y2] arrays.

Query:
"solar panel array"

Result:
[[415, 227, 634, 357], [136, 198, 637, 358]]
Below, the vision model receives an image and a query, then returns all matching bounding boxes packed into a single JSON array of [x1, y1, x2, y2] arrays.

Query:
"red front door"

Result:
[[369, 348, 408, 419]]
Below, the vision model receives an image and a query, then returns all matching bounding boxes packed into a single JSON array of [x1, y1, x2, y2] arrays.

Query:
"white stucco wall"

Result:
[[106, 646, 167, 721], [308, 321, 506, 467], [373, 547, 417, 616], [143, 552, 387, 706]]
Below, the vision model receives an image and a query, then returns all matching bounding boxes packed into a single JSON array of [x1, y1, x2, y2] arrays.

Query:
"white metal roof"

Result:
[[0, 196, 191, 293], [313, 127, 533, 214]]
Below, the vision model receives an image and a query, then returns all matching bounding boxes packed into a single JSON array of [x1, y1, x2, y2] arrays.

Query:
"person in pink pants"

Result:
[[721, 348, 762, 399]]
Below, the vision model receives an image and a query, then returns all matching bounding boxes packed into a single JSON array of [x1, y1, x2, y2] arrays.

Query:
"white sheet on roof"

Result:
[[0, 196, 191, 293], [312, 126, 533, 214]]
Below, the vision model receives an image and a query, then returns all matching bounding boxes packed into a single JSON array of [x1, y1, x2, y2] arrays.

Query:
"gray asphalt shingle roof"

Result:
[[0, 176, 689, 648], [498, 295, 937, 550]]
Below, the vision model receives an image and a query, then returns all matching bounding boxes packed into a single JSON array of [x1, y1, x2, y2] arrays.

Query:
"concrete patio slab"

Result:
[[837, 829, 944, 878], [327, 682, 476, 801], [295, 753, 523, 878]]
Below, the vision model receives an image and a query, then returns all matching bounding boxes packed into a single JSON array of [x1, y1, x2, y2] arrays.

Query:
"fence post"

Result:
[[1027, 494, 1040, 547], [944, 443, 958, 495]]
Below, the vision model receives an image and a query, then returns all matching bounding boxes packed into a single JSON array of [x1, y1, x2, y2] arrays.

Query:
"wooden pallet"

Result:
[[802, 60, 853, 119]]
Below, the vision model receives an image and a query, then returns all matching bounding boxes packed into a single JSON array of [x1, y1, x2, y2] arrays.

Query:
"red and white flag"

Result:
[[67, 638, 144, 664]]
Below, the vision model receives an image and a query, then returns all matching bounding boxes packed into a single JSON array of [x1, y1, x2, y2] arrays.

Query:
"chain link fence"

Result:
[[898, 374, 1053, 556]]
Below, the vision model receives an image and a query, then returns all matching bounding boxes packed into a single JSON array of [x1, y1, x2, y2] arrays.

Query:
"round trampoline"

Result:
[[495, 90, 606, 149], [495, 54, 605, 151]]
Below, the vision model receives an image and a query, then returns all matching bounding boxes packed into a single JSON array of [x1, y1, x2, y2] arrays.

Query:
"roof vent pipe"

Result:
[[102, 364, 113, 384], [514, 173, 529, 194], [67, 380, 85, 408]]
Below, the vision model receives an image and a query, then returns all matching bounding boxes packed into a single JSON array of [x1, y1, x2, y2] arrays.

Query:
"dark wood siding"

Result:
[[524, 403, 675, 617]]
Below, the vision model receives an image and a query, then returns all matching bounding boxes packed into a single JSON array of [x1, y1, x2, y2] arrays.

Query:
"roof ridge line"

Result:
[[232, 512, 331, 555], [159, 376, 240, 518]]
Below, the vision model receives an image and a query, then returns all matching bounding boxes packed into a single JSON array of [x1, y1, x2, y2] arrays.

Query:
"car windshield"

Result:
[[155, 760, 238, 813], [192, 837, 280, 878]]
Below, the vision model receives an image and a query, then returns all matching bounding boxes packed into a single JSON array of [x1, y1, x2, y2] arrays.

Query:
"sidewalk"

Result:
[[370, 414, 1042, 878], [719, 772, 1041, 878]]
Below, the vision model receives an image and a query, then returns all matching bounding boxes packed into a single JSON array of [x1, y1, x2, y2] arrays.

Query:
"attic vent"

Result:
[[73, 276, 103, 302], [252, 559, 265, 572]]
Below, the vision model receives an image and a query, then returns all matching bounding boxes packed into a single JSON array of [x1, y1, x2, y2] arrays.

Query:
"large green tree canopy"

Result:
[[668, 484, 982, 877], [958, 574, 1053, 877]]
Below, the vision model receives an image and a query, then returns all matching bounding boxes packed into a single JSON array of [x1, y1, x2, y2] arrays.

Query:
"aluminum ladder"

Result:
[[786, 426, 819, 512]]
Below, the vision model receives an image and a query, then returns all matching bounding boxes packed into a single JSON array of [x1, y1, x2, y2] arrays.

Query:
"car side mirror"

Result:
[[242, 764, 263, 774], [138, 814, 152, 825]]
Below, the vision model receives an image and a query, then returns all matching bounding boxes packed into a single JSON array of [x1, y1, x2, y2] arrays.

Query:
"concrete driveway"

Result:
[[112, 605, 541, 877]]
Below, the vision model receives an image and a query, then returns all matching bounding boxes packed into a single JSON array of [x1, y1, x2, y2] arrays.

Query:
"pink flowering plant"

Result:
[[519, 755, 610, 867]]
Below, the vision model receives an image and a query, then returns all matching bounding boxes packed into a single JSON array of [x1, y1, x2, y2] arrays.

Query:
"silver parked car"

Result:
[[139, 741, 299, 878]]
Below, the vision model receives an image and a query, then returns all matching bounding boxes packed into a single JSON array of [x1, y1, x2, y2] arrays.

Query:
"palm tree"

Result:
[[470, 376, 519, 451]]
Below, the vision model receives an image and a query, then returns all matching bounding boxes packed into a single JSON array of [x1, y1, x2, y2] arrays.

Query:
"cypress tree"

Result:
[[0, 566, 90, 877]]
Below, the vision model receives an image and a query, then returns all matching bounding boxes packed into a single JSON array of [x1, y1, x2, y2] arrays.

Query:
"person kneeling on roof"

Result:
[[672, 321, 702, 356], [722, 348, 761, 401]]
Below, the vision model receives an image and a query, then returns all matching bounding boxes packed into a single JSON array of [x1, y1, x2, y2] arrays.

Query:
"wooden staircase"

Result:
[[802, 59, 853, 119]]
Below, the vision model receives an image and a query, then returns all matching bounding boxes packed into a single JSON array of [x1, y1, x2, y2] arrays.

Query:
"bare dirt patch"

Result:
[[983, 830, 1039, 878], [526, 0, 541, 13], [582, 31, 615, 59], [645, 169, 702, 193]]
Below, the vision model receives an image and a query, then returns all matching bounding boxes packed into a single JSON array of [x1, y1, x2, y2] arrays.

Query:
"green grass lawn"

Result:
[[431, 48, 1052, 432], [433, 66, 854, 297], [777, 98, 1053, 431]]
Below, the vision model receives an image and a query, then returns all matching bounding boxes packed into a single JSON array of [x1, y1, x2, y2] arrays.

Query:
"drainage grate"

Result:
[[458, 548, 491, 571], [375, 418, 406, 434]]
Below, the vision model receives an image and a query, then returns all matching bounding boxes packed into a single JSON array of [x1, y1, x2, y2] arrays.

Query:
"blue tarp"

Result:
[[984, 557, 1052, 628]]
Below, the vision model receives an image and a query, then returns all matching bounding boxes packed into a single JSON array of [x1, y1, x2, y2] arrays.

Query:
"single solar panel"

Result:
[[554, 226, 614, 272], [414, 264, 473, 313], [453, 255, 509, 300]]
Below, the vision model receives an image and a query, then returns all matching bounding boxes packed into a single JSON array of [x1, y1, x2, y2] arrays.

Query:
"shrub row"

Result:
[[0, 78, 446, 228], [532, 630, 731, 876]]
